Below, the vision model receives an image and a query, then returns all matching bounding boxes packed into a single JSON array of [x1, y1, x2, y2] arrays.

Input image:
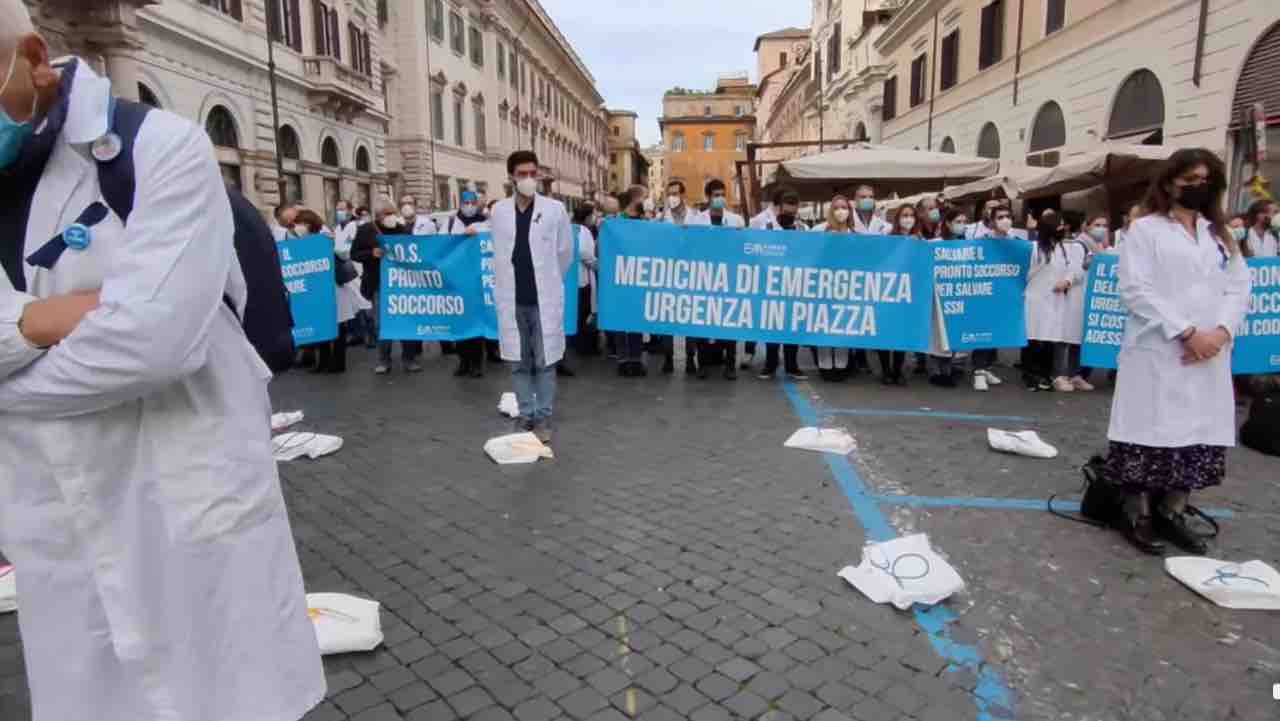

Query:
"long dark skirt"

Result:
[[1106, 442, 1226, 493]]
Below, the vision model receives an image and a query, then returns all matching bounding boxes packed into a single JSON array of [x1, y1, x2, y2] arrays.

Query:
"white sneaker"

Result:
[[1070, 376, 1095, 392], [980, 369, 1003, 386], [1052, 376, 1075, 393], [987, 429, 1059, 459], [973, 373, 989, 392]]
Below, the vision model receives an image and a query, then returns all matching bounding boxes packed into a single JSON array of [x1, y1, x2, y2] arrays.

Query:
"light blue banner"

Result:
[[933, 238, 1032, 351], [278, 233, 337, 344], [378, 234, 487, 341], [596, 219, 934, 351], [1080, 254, 1124, 369], [1080, 254, 1280, 374], [479, 232, 578, 339], [1233, 257, 1280, 374]]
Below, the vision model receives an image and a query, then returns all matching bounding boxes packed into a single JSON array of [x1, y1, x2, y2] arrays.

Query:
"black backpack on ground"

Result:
[[97, 99, 296, 373], [1240, 392, 1280, 456]]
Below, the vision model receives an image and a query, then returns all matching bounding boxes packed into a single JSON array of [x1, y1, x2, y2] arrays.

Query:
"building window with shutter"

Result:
[[779, 52, 787, 67], [428, 0, 444, 42], [449, 11, 464, 54], [882, 76, 898, 121], [703, 134, 714, 151], [672, 133, 686, 152], [979, 0, 1004, 70], [510, 51, 518, 89], [313, 2, 340, 60], [269, 0, 303, 52], [431, 87, 445, 141], [200, 0, 243, 21], [735, 134, 746, 152], [469, 26, 483, 66], [454, 95, 464, 146], [475, 102, 486, 151], [910, 54, 927, 107], [940, 30, 959, 91], [497, 41, 505, 79], [828, 22, 841, 79], [1046, 0, 1066, 35]]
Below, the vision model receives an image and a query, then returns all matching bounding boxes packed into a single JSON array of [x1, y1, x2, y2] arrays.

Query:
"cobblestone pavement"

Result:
[[2, 346, 1278, 721]]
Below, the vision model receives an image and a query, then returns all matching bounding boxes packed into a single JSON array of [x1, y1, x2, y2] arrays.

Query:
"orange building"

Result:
[[659, 74, 757, 206]]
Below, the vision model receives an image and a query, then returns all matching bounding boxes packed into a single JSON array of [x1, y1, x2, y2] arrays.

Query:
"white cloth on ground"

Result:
[[987, 429, 1058, 458], [784, 427, 856, 455], [1165, 557, 1280, 610], [484, 432, 553, 464], [273, 432, 344, 461], [271, 411, 305, 431], [306, 593, 384, 654], [838, 534, 965, 610]]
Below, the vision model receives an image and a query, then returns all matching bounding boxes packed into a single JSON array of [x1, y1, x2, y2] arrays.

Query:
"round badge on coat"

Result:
[[91, 132, 122, 163], [63, 223, 91, 251]]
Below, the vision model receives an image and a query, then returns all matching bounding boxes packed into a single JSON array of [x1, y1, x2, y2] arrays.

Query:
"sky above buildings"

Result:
[[541, 0, 811, 147]]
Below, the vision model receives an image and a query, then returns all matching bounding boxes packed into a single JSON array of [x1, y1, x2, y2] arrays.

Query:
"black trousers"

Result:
[[877, 350, 905, 378], [457, 337, 485, 368], [316, 322, 349, 373], [574, 286, 597, 355], [764, 343, 799, 373]]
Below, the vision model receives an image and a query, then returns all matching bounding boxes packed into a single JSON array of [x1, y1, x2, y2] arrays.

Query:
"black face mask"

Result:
[[1176, 183, 1214, 213], [777, 213, 797, 229]]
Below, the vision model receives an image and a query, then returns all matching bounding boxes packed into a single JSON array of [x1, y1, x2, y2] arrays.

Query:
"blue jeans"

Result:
[[512, 304, 556, 424]]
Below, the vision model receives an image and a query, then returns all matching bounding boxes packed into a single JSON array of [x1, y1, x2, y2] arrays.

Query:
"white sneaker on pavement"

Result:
[[973, 373, 989, 392], [1070, 376, 1095, 391], [374, 364, 389, 375], [1052, 376, 1075, 393], [980, 369, 1003, 385]]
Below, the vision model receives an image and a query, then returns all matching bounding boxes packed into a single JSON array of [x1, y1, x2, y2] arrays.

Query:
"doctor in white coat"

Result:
[[1024, 210, 1086, 392], [1106, 149, 1251, 556], [0, 15, 324, 721], [490, 150, 574, 443]]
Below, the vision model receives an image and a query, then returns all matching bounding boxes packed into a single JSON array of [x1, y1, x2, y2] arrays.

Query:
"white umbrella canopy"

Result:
[[1013, 144, 1182, 199], [767, 142, 1001, 200], [943, 164, 1054, 206]]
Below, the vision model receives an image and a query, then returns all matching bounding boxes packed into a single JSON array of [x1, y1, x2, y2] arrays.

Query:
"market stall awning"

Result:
[[942, 164, 1054, 205], [1013, 144, 1182, 199], [766, 143, 1001, 200]]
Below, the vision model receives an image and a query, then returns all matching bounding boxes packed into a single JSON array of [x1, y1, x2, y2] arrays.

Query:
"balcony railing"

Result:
[[303, 55, 378, 119]]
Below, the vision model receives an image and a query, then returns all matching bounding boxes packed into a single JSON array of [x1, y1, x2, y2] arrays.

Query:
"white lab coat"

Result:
[[659, 205, 697, 226], [333, 220, 372, 321], [688, 209, 746, 228], [490, 194, 574, 363], [577, 225, 596, 290], [1025, 240, 1086, 343], [1247, 227, 1278, 258], [1108, 214, 1251, 448], [1062, 234, 1096, 345], [442, 214, 490, 235], [852, 210, 891, 235], [412, 214, 437, 235], [749, 207, 809, 231], [0, 61, 324, 721]]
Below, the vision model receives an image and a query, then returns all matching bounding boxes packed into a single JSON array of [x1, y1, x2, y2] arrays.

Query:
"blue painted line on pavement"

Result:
[[821, 408, 1035, 424], [871, 494, 1236, 519], [780, 380, 1018, 721]]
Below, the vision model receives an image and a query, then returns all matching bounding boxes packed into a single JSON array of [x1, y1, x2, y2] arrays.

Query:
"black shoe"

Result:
[[453, 363, 471, 377], [881, 374, 894, 386], [929, 374, 956, 388], [1122, 515, 1167, 555], [685, 360, 697, 375], [913, 365, 928, 376], [662, 356, 674, 375], [618, 363, 633, 377], [634, 362, 648, 377], [724, 366, 738, 380], [1153, 509, 1209, 555], [557, 364, 576, 377], [758, 368, 776, 380], [468, 365, 484, 379], [894, 373, 909, 386], [697, 364, 709, 380]]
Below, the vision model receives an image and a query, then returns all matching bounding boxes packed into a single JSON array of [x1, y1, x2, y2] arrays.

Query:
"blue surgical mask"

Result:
[[1230, 226, 1246, 243], [1088, 226, 1107, 242], [927, 208, 941, 224], [335, 210, 350, 223], [857, 198, 875, 213], [710, 197, 726, 210], [0, 48, 36, 169]]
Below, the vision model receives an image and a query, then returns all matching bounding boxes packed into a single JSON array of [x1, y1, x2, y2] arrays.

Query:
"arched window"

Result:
[[1107, 69, 1164, 143], [1027, 101, 1065, 167], [939, 136, 956, 153], [854, 121, 868, 142], [321, 137, 341, 167], [355, 146, 371, 172], [976, 122, 1001, 159], [277, 125, 301, 160], [138, 83, 161, 109], [205, 106, 239, 148]]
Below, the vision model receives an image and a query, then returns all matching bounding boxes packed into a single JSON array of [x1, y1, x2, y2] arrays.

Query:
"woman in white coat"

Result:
[[1106, 148, 1251, 555], [1023, 210, 1086, 392], [809, 195, 857, 381], [0, 42, 323, 721]]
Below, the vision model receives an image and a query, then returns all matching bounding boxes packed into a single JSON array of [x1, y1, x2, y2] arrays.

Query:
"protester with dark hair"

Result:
[[1244, 198, 1279, 257], [615, 189, 649, 376], [753, 189, 807, 380], [293, 208, 350, 374], [334, 199, 374, 348], [567, 202, 599, 363], [686, 178, 746, 378], [1107, 148, 1250, 555], [353, 195, 425, 374], [491, 150, 574, 443], [875, 205, 923, 386], [695, 178, 745, 229], [941, 208, 969, 240], [658, 179, 696, 375], [1023, 209, 1086, 393]]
